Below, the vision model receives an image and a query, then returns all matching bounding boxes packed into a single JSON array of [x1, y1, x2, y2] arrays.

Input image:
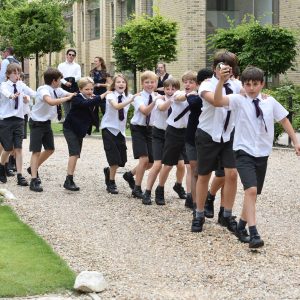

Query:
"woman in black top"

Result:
[[89, 57, 112, 131], [156, 62, 171, 95]]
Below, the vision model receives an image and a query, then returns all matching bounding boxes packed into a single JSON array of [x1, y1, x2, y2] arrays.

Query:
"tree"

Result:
[[208, 16, 298, 86], [112, 13, 178, 92], [0, 0, 69, 87]]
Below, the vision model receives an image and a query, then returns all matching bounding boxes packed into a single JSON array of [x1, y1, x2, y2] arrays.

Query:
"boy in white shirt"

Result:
[[214, 65, 300, 248], [0, 63, 35, 186]]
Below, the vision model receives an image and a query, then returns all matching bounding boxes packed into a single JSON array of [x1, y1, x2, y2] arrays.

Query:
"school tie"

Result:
[[146, 94, 152, 126], [174, 105, 190, 122], [13, 83, 18, 109], [223, 83, 233, 131], [167, 107, 172, 117], [53, 90, 62, 121], [253, 98, 268, 132], [118, 94, 124, 121]]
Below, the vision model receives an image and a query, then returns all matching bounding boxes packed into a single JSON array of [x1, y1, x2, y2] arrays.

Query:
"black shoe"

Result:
[[236, 228, 250, 243], [5, 163, 15, 177], [123, 171, 135, 190], [27, 167, 41, 184], [132, 185, 143, 199], [8, 156, 17, 172], [30, 178, 43, 192], [155, 186, 165, 205], [17, 174, 29, 186], [173, 183, 187, 199], [184, 193, 194, 209], [204, 192, 215, 218], [249, 235, 264, 248], [0, 164, 7, 183], [218, 207, 224, 224], [142, 190, 152, 205], [191, 216, 205, 232], [107, 180, 118, 194], [103, 167, 110, 186], [63, 175, 80, 191], [218, 214, 238, 233]]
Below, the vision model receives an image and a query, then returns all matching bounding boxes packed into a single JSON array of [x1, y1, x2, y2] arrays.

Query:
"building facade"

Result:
[[29, 0, 300, 89]]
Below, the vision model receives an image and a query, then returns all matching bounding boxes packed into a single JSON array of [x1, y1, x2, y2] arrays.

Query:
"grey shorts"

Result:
[[29, 119, 54, 152], [63, 127, 83, 157], [0, 117, 24, 151]]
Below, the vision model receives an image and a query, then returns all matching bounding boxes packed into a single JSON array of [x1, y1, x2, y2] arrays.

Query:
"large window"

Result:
[[64, 5, 74, 44], [88, 0, 100, 40]]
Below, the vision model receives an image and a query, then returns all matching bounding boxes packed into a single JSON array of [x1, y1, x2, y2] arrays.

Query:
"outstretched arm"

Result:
[[280, 117, 300, 155]]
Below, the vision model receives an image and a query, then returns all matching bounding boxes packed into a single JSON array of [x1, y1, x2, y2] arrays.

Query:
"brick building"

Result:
[[29, 0, 300, 90]]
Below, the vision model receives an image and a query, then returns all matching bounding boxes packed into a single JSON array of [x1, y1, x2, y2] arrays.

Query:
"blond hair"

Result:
[[181, 71, 197, 82], [78, 76, 94, 89], [140, 70, 157, 83]]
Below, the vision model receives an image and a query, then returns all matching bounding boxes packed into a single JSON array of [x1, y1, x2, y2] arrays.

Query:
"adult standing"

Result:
[[58, 49, 81, 118], [0, 47, 19, 83], [155, 62, 171, 95], [89, 56, 111, 132]]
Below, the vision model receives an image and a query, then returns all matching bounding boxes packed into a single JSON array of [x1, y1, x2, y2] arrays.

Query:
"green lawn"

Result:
[[0, 206, 75, 297]]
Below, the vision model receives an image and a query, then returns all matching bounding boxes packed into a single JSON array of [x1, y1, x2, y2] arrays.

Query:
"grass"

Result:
[[0, 206, 75, 297]]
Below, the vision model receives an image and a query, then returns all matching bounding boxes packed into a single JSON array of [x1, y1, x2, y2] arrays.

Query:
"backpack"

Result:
[[7, 57, 20, 65]]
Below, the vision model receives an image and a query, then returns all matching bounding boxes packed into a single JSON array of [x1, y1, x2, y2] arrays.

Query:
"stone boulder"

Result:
[[74, 271, 107, 293]]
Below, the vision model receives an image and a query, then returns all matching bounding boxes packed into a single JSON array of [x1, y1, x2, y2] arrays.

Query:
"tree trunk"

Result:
[[35, 52, 39, 89], [133, 66, 137, 93], [49, 51, 52, 66]]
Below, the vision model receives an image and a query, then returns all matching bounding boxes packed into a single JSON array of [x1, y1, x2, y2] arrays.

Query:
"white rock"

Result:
[[0, 188, 16, 200], [74, 271, 107, 293]]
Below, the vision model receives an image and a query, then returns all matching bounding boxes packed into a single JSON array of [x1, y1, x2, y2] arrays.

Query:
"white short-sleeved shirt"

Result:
[[166, 91, 189, 128], [130, 90, 156, 126], [100, 91, 131, 136], [198, 76, 242, 142], [31, 85, 69, 121], [0, 80, 36, 119], [151, 97, 170, 130], [228, 93, 288, 157]]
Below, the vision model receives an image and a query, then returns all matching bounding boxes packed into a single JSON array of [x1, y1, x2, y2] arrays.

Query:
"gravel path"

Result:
[[3, 136, 300, 299]]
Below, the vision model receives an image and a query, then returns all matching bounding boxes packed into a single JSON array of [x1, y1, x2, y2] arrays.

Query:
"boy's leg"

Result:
[[132, 156, 149, 198], [173, 160, 187, 199], [37, 150, 54, 167], [186, 160, 197, 209], [29, 152, 43, 192], [106, 165, 119, 194], [15, 148, 28, 186]]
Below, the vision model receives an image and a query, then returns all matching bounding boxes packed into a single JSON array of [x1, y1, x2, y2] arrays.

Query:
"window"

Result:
[[111, 2, 115, 35], [64, 5, 74, 44], [145, 0, 153, 16], [88, 0, 100, 40], [127, 0, 135, 18]]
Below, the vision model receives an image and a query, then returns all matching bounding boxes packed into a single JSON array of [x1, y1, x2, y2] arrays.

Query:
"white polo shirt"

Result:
[[130, 90, 156, 126], [198, 76, 242, 142], [167, 91, 189, 129], [100, 91, 131, 136], [228, 93, 288, 157], [151, 96, 171, 130], [57, 61, 81, 85], [31, 85, 69, 121], [0, 80, 36, 119]]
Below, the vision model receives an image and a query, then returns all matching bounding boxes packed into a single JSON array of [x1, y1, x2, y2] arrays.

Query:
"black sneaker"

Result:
[[103, 167, 110, 186], [5, 163, 15, 177], [184, 193, 194, 209], [123, 171, 135, 190], [17, 175, 29, 186], [236, 228, 250, 243], [142, 190, 152, 205], [63, 175, 80, 191], [173, 183, 187, 199], [0, 164, 7, 183], [204, 192, 215, 218], [132, 185, 143, 199], [249, 235, 264, 249], [155, 186, 165, 205], [107, 180, 118, 194], [218, 214, 237, 233], [8, 156, 17, 172], [27, 167, 41, 184], [191, 216, 205, 232], [218, 207, 224, 224], [30, 178, 43, 192]]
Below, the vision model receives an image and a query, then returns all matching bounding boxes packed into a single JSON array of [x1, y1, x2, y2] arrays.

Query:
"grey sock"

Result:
[[223, 209, 232, 218], [196, 210, 204, 218]]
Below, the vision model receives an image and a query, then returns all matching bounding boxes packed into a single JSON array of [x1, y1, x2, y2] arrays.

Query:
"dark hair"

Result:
[[197, 68, 213, 84], [163, 78, 180, 90], [240, 66, 264, 84], [93, 56, 107, 71], [213, 50, 238, 69], [66, 48, 76, 56], [232, 66, 240, 78], [44, 68, 63, 85], [5, 47, 14, 55], [6, 63, 21, 78]]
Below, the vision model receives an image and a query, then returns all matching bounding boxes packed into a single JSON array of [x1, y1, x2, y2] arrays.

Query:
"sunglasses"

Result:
[[68, 53, 76, 57]]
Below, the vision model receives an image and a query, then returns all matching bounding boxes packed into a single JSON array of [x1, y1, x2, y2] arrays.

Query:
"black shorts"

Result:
[[23, 114, 28, 139], [162, 125, 187, 166], [102, 128, 127, 167], [185, 142, 197, 162], [29, 119, 54, 152], [0, 117, 24, 151], [196, 128, 236, 175], [63, 127, 83, 157], [130, 124, 153, 163], [152, 126, 165, 161], [235, 150, 268, 195]]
